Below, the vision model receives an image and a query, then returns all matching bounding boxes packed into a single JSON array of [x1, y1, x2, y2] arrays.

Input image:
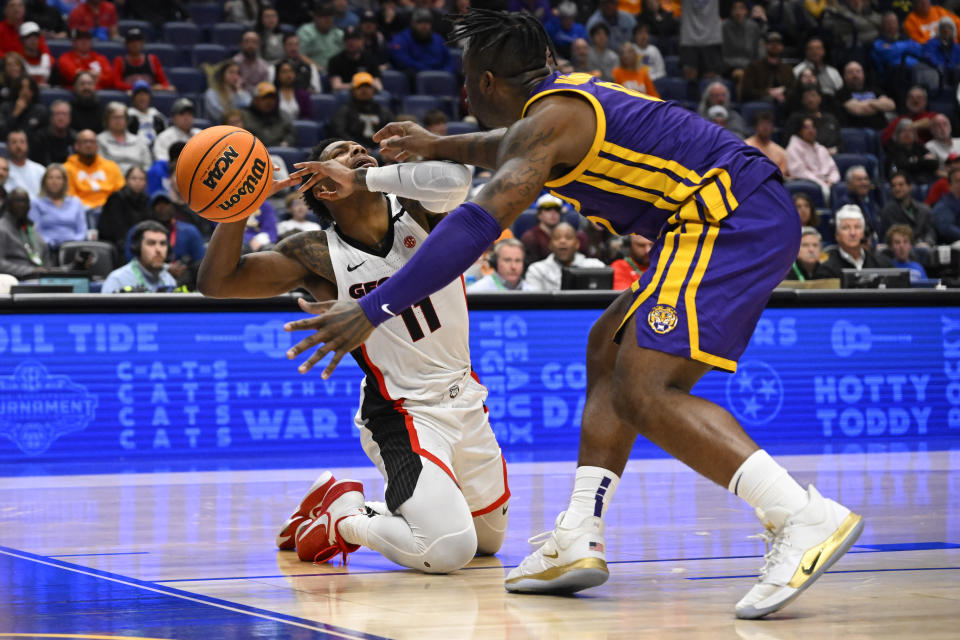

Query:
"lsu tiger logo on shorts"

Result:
[[647, 304, 678, 334]]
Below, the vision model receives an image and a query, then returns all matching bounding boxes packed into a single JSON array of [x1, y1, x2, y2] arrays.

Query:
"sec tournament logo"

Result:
[[647, 304, 678, 334], [0, 361, 98, 455], [725, 360, 783, 426]]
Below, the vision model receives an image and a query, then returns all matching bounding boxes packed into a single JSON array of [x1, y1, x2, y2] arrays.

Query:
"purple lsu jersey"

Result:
[[522, 72, 799, 372], [523, 72, 780, 239]]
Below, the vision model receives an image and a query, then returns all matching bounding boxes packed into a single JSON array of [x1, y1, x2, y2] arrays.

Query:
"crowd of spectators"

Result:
[[2, 0, 960, 295]]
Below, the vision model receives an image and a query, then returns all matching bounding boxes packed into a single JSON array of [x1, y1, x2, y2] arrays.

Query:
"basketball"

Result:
[[175, 125, 273, 223]]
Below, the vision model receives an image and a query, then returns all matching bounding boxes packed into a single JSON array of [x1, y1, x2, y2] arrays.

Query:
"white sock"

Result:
[[729, 450, 809, 530], [337, 511, 371, 546], [560, 466, 620, 528]]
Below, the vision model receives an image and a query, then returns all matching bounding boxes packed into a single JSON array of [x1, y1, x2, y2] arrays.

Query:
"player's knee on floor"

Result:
[[473, 503, 508, 555], [418, 524, 478, 574]]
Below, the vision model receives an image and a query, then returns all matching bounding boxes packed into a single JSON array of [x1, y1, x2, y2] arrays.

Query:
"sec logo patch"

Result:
[[404, 235, 416, 248], [647, 304, 678, 334]]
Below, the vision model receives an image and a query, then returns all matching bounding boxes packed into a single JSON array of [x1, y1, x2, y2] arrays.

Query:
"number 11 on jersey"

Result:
[[400, 297, 441, 341]]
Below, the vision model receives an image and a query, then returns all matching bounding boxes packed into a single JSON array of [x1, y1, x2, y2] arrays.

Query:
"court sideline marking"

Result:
[[150, 542, 960, 582], [0, 546, 390, 640]]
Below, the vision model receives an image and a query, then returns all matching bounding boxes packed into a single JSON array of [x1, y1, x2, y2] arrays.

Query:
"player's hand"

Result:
[[374, 121, 438, 162], [289, 160, 356, 200], [268, 172, 299, 197], [284, 297, 375, 379]]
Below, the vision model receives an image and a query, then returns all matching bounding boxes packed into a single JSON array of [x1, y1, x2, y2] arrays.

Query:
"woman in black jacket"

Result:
[[0, 75, 47, 138], [97, 166, 150, 256]]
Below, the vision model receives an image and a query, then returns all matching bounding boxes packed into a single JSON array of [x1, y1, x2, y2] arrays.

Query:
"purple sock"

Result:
[[359, 201, 502, 326]]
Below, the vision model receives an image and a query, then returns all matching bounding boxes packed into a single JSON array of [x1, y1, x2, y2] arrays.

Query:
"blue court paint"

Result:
[[48, 552, 151, 558], [0, 547, 390, 640]]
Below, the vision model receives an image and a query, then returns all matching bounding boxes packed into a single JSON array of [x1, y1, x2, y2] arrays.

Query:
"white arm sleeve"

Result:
[[364, 162, 473, 213]]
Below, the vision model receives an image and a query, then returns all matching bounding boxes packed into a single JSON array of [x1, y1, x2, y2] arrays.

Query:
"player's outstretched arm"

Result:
[[198, 220, 308, 299], [291, 159, 472, 214], [283, 97, 594, 378], [374, 120, 506, 169]]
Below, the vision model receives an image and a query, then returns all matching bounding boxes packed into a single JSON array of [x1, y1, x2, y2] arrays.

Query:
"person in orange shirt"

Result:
[[610, 234, 653, 289], [64, 129, 125, 212], [904, 0, 960, 44], [611, 42, 659, 96]]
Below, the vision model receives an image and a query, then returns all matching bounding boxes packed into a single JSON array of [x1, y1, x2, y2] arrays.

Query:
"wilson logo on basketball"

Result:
[[201, 145, 240, 189], [218, 157, 268, 211]]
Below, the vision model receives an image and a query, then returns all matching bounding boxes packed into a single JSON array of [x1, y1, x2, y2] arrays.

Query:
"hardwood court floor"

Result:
[[1, 450, 958, 639]]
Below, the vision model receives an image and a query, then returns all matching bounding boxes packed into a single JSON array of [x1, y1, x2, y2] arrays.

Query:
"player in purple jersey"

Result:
[[286, 10, 862, 619]]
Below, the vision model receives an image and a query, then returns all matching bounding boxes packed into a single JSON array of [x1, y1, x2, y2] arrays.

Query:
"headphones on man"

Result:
[[131, 220, 169, 259], [489, 238, 524, 272]]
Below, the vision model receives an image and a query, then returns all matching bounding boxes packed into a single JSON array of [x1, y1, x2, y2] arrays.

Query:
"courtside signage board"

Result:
[[0, 307, 953, 467]]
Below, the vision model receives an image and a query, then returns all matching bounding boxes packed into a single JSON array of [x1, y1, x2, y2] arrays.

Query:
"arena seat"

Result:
[[663, 55, 679, 77], [510, 210, 538, 238], [150, 92, 178, 117], [46, 38, 71, 59], [94, 41, 125, 60], [189, 3, 223, 28], [840, 128, 874, 155], [309, 94, 340, 123], [39, 87, 71, 106], [96, 89, 129, 106], [784, 179, 826, 209], [833, 152, 880, 181], [163, 22, 202, 47], [192, 44, 230, 67], [268, 146, 308, 168], [144, 43, 178, 68], [381, 69, 409, 99], [117, 20, 153, 39], [415, 70, 458, 98], [293, 120, 323, 148], [401, 95, 443, 121], [372, 92, 393, 111], [166, 67, 207, 94], [740, 101, 779, 127], [653, 77, 688, 102], [211, 23, 247, 48]]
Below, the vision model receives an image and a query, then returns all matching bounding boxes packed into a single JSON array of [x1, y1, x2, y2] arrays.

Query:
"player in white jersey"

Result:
[[197, 138, 509, 573]]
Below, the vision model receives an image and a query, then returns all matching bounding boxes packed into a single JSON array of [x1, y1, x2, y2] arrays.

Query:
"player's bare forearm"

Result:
[[471, 100, 591, 227], [198, 222, 313, 299], [472, 155, 553, 228], [433, 129, 506, 169]]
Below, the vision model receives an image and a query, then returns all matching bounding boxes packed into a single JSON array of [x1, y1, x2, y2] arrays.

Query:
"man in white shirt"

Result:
[[468, 238, 527, 291], [4, 130, 46, 197], [793, 36, 843, 96], [153, 98, 200, 163], [631, 23, 665, 80], [925, 113, 960, 170], [525, 222, 606, 290]]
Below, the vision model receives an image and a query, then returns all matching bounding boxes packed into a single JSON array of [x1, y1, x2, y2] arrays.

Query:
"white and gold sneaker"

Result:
[[505, 511, 609, 594], [735, 485, 864, 619]]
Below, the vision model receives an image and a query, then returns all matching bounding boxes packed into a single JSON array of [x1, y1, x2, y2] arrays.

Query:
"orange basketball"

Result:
[[175, 125, 274, 223]]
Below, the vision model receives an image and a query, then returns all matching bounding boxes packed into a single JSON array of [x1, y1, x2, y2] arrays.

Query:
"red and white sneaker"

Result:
[[275, 471, 337, 550], [295, 479, 365, 565]]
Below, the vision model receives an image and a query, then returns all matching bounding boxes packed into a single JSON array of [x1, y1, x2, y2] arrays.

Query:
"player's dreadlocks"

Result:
[[450, 9, 557, 80]]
